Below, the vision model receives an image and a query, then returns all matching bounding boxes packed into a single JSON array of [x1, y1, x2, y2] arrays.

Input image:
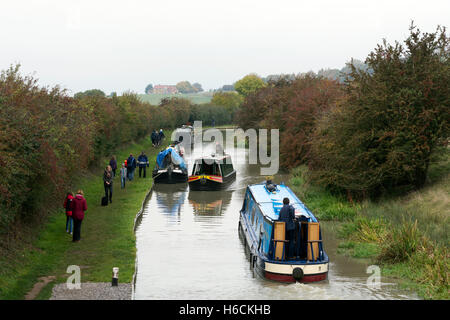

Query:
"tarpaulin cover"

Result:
[[156, 147, 186, 169]]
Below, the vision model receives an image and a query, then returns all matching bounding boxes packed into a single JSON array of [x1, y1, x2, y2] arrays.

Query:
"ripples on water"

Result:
[[134, 139, 417, 300]]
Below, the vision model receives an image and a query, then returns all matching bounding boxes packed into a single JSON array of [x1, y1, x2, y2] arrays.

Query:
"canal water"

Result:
[[134, 134, 417, 300]]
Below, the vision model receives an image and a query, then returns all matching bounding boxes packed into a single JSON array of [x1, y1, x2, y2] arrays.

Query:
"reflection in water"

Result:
[[188, 191, 232, 216], [134, 134, 418, 300], [152, 184, 188, 216]]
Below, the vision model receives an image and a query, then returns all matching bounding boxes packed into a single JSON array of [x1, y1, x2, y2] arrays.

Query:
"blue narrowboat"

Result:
[[239, 180, 329, 283]]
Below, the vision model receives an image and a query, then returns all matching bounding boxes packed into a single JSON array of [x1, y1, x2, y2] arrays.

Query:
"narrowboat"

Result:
[[173, 125, 195, 148], [152, 146, 188, 184], [188, 154, 236, 191], [239, 180, 329, 283]]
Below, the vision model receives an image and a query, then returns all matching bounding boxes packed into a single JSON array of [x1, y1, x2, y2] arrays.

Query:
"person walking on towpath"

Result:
[[120, 163, 127, 189], [278, 197, 296, 259], [63, 192, 74, 234], [109, 156, 117, 178], [158, 129, 165, 146], [151, 130, 158, 147], [71, 190, 87, 243], [137, 151, 149, 178], [127, 154, 137, 181], [103, 165, 113, 203]]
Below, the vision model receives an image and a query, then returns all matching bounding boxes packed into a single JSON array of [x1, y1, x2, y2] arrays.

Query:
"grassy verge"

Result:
[[0, 134, 167, 300], [288, 152, 449, 300], [289, 166, 358, 221]]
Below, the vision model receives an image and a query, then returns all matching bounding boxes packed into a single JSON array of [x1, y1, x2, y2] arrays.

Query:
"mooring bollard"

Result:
[[112, 267, 119, 286]]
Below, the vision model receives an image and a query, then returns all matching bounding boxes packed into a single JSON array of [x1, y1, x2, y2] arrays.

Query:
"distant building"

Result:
[[153, 85, 178, 94]]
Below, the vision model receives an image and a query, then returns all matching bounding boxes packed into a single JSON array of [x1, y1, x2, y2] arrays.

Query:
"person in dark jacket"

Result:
[[137, 151, 149, 178], [127, 154, 137, 181], [151, 130, 158, 147], [158, 129, 165, 146], [71, 190, 87, 242], [109, 156, 117, 177], [103, 165, 113, 203], [63, 192, 74, 234], [278, 197, 296, 259]]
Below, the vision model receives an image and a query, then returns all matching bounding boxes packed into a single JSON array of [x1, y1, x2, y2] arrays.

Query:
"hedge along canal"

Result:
[[0, 133, 170, 300]]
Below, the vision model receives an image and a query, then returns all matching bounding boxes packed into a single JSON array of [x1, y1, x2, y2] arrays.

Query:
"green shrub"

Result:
[[338, 216, 388, 243], [377, 219, 422, 263]]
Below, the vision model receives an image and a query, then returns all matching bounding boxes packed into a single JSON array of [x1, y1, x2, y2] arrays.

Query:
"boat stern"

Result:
[[262, 260, 329, 283]]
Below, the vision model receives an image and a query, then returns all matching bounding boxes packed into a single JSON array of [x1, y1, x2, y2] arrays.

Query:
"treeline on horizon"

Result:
[[236, 24, 449, 199], [0, 68, 230, 236]]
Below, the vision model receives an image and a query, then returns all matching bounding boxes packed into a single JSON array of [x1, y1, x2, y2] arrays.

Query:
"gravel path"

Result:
[[50, 282, 132, 300]]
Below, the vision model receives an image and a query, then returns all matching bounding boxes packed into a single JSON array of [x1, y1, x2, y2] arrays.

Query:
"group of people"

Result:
[[62, 151, 150, 242], [105, 152, 149, 200], [151, 129, 165, 147]]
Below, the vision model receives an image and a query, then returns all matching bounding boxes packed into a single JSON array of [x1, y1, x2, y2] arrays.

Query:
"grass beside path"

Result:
[[0, 135, 165, 300]]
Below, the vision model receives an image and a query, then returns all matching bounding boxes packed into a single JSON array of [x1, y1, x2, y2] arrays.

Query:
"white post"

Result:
[[112, 267, 119, 286]]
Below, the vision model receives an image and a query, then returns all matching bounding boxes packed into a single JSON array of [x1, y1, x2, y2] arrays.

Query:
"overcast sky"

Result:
[[0, 0, 448, 95]]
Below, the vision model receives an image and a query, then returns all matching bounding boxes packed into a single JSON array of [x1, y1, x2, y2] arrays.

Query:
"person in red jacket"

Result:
[[71, 189, 87, 242], [63, 192, 74, 234]]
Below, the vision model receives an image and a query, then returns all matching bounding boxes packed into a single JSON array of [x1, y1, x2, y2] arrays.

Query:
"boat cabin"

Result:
[[188, 154, 236, 190]]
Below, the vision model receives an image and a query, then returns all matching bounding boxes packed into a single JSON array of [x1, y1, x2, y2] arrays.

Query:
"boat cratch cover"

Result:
[[156, 147, 186, 170]]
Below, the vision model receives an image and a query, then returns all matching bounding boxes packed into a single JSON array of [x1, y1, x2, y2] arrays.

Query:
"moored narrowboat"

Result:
[[188, 154, 236, 191], [239, 180, 329, 283], [152, 146, 188, 184], [173, 125, 195, 148]]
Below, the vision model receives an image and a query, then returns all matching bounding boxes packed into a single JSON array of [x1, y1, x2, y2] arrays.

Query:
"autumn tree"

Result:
[[211, 91, 243, 116], [234, 73, 266, 97], [176, 81, 196, 94], [310, 23, 450, 195], [145, 84, 153, 94], [74, 89, 105, 99], [236, 74, 343, 168], [192, 82, 203, 92]]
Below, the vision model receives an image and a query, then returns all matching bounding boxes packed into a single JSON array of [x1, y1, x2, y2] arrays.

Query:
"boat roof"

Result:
[[175, 128, 193, 132], [194, 154, 231, 162], [247, 182, 318, 222]]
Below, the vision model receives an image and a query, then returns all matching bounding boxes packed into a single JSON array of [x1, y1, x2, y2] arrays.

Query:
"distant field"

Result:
[[138, 93, 213, 105]]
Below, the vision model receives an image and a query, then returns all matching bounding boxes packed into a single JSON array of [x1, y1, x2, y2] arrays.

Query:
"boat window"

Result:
[[193, 160, 220, 176], [251, 206, 256, 225], [221, 162, 234, 177], [214, 162, 221, 176], [252, 207, 257, 226], [193, 161, 202, 175]]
